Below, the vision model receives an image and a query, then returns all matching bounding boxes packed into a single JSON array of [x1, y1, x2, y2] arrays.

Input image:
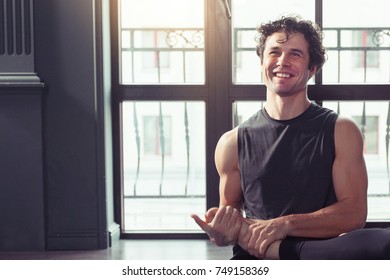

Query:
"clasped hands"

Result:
[[191, 206, 287, 259]]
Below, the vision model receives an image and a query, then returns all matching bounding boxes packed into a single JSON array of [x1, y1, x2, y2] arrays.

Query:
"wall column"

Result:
[[0, 0, 45, 251]]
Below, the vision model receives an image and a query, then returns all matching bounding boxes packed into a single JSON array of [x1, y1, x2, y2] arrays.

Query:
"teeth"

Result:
[[275, 73, 290, 78]]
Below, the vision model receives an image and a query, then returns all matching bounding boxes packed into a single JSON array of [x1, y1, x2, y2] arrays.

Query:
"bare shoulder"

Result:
[[335, 116, 363, 138], [214, 127, 239, 174], [334, 115, 364, 153], [217, 127, 238, 149]]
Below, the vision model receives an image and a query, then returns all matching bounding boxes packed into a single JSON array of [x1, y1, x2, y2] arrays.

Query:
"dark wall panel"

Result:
[[0, 88, 45, 251], [34, 0, 108, 250]]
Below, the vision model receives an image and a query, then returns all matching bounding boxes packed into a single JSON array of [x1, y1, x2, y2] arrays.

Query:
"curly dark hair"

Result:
[[255, 16, 326, 73]]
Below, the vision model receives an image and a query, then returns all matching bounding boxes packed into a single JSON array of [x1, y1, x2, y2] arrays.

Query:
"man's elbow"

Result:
[[354, 218, 366, 230], [349, 211, 367, 231]]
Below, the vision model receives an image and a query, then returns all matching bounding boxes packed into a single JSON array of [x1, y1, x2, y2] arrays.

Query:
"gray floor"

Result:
[[0, 239, 233, 260]]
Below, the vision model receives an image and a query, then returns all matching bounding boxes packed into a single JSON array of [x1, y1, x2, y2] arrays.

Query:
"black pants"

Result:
[[232, 228, 390, 260]]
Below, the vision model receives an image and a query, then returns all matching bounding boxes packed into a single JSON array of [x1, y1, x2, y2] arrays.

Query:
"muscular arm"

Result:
[[191, 128, 244, 246], [282, 117, 367, 236], [215, 128, 244, 210], [244, 116, 368, 258]]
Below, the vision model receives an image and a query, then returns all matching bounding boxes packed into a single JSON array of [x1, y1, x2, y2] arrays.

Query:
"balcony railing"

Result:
[[122, 101, 205, 200], [120, 28, 204, 84]]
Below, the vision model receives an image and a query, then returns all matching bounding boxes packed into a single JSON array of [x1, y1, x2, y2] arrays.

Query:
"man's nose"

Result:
[[276, 53, 291, 67]]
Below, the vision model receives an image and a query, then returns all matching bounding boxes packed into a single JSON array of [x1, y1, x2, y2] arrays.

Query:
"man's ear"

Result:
[[309, 65, 317, 79]]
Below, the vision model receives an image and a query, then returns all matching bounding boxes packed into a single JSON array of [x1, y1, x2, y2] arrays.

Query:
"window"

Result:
[[351, 115, 378, 154], [112, 0, 390, 237], [143, 115, 172, 156], [121, 101, 206, 232], [322, 0, 390, 84], [352, 30, 379, 69], [114, 0, 208, 235], [119, 0, 205, 84]]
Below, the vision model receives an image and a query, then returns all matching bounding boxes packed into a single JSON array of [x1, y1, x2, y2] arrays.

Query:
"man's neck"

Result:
[[264, 93, 311, 120]]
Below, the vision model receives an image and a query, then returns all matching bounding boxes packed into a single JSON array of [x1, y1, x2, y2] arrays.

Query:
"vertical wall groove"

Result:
[[24, 0, 31, 55], [6, 0, 13, 54], [15, 0, 23, 55], [0, 0, 5, 55]]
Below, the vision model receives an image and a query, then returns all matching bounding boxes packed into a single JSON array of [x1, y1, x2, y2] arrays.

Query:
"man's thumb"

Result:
[[191, 214, 211, 233]]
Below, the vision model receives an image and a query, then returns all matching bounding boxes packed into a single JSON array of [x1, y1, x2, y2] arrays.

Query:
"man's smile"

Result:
[[274, 72, 293, 78]]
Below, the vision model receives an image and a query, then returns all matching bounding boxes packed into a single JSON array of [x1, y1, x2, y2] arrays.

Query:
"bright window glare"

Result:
[[323, 0, 390, 27], [233, 0, 314, 27], [122, 101, 207, 232], [121, 0, 204, 28], [120, 0, 205, 85]]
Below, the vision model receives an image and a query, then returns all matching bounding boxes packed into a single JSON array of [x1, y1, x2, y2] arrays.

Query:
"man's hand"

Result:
[[191, 206, 242, 246], [241, 218, 289, 258]]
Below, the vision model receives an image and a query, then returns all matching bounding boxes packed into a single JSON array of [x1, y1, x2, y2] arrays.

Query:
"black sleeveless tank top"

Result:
[[237, 103, 338, 219]]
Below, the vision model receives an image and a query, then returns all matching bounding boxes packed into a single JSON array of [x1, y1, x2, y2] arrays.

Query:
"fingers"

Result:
[[244, 218, 256, 225], [225, 207, 242, 244], [219, 206, 234, 225], [244, 224, 279, 259], [252, 232, 268, 259], [192, 206, 243, 246], [212, 206, 228, 224], [244, 223, 270, 259], [205, 207, 219, 223], [191, 214, 212, 234], [258, 238, 272, 258], [245, 225, 259, 257]]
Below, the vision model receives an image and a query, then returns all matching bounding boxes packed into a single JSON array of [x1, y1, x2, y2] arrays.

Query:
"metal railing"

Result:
[[124, 101, 204, 199], [120, 28, 204, 83]]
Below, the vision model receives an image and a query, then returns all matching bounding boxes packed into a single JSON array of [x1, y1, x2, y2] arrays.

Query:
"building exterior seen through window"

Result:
[[122, 101, 206, 232], [120, 0, 204, 84]]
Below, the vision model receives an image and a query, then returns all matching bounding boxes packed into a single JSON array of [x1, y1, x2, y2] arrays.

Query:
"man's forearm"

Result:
[[280, 202, 366, 238]]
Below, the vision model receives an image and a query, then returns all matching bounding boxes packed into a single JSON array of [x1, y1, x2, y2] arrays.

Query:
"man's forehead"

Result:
[[265, 32, 308, 50]]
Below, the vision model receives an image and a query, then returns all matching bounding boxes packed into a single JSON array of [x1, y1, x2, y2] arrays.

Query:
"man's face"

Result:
[[261, 31, 316, 97]]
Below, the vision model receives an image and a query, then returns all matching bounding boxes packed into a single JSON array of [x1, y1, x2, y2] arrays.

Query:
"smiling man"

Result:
[[191, 16, 390, 260]]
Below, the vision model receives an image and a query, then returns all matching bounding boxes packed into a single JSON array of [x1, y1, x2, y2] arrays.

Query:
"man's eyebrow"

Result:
[[290, 48, 305, 55], [267, 46, 281, 51], [267, 46, 305, 54]]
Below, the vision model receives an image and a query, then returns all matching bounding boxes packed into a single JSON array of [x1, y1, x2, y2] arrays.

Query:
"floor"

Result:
[[0, 239, 233, 260]]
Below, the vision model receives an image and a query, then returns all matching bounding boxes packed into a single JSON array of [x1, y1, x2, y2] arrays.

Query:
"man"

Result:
[[192, 16, 376, 259]]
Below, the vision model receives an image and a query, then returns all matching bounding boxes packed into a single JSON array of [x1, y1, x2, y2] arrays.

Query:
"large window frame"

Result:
[[111, 0, 390, 239]]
